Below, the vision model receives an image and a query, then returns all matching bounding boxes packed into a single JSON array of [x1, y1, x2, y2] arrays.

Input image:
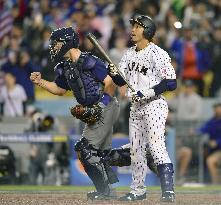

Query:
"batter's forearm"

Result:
[[135, 79, 177, 101], [38, 79, 66, 96]]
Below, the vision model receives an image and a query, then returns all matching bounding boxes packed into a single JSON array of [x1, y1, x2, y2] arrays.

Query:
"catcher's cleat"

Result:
[[87, 190, 117, 201], [161, 191, 175, 203], [118, 192, 146, 201]]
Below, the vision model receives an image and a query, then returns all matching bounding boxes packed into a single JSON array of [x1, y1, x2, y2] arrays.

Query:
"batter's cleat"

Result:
[[87, 190, 116, 200], [161, 191, 175, 203], [118, 192, 146, 201]]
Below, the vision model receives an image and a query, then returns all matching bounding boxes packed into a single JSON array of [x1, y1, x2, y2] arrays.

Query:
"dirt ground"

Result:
[[0, 191, 221, 205]]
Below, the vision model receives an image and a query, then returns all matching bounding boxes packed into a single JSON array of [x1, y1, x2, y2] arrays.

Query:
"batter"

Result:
[[109, 15, 177, 202]]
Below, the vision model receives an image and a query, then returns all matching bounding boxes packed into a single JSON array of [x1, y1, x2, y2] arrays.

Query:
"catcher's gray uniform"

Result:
[[52, 51, 120, 197], [83, 97, 120, 150], [74, 97, 120, 199], [48, 27, 120, 200]]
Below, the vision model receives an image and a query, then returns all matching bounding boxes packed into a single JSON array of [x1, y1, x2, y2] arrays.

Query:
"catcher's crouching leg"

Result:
[[105, 144, 158, 175], [74, 138, 118, 200], [106, 147, 131, 167]]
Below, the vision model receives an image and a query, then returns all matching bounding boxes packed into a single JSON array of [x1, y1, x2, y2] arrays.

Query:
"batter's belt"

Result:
[[130, 95, 162, 105]]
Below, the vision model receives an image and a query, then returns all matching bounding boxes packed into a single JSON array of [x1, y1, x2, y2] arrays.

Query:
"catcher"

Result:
[[30, 27, 120, 200], [30, 27, 158, 200]]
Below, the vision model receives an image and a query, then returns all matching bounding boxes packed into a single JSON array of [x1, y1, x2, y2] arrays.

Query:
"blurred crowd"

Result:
[[0, 0, 221, 104], [0, 0, 221, 185]]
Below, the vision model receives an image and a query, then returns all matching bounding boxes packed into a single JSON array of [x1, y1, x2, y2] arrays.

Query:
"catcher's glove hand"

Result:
[[70, 104, 103, 125]]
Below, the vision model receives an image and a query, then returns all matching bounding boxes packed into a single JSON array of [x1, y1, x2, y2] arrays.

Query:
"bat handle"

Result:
[[128, 85, 144, 97], [128, 85, 135, 93]]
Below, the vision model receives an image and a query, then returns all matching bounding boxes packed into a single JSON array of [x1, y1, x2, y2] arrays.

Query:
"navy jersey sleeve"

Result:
[[54, 74, 70, 90], [91, 57, 108, 82]]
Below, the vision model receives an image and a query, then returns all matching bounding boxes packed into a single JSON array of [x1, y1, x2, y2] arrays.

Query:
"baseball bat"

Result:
[[87, 33, 136, 93]]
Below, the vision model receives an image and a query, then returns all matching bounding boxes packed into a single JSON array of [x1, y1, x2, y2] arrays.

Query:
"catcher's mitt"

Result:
[[70, 104, 103, 124]]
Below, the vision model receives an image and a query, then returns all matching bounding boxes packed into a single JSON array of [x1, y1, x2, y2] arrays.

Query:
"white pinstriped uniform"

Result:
[[118, 42, 176, 196]]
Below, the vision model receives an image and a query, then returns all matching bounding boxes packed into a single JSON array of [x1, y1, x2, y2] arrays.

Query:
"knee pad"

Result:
[[74, 137, 89, 151], [74, 140, 118, 192], [107, 147, 131, 167], [74, 138, 92, 161]]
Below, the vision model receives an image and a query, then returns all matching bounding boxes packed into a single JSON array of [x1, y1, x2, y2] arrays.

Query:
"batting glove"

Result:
[[108, 63, 118, 76], [132, 89, 155, 103]]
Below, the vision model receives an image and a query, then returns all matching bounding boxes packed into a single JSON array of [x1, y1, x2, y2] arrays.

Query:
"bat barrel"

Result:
[[87, 33, 113, 64], [87, 33, 136, 93]]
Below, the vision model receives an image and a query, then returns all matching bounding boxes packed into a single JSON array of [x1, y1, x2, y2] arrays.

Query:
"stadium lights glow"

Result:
[[174, 21, 182, 29]]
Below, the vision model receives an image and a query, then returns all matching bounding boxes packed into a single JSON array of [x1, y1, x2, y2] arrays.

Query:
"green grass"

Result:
[[0, 185, 221, 192]]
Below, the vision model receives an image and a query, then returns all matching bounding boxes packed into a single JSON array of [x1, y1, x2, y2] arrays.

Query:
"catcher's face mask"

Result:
[[49, 27, 79, 63], [49, 40, 64, 60]]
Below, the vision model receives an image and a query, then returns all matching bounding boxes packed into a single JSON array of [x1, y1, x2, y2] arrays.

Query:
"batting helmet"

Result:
[[129, 15, 156, 41], [49, 27, 79, 63]]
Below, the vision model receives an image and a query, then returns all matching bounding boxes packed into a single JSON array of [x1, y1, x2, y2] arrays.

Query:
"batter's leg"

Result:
[[143, 100, 175, 202], [129, 112, 148, 196], [118, 111, 148, 201]]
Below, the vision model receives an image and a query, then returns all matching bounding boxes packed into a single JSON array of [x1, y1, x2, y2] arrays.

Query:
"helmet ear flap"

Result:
[[143, 26, 156, 41], [143, 28, 149, 39]]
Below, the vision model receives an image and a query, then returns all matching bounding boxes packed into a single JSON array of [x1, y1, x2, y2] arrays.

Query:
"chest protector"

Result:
[[64, 54, 103, 106]]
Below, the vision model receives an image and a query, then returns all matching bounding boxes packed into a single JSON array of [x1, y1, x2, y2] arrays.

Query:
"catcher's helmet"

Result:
[[49, 27, 79, 63], [129, 15, 156, 41]]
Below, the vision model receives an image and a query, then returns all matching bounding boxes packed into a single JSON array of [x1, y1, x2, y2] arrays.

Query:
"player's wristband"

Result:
[[153, 79, 177, 95], [111, 75, 127, 86], [100, 93, 112, 106]]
